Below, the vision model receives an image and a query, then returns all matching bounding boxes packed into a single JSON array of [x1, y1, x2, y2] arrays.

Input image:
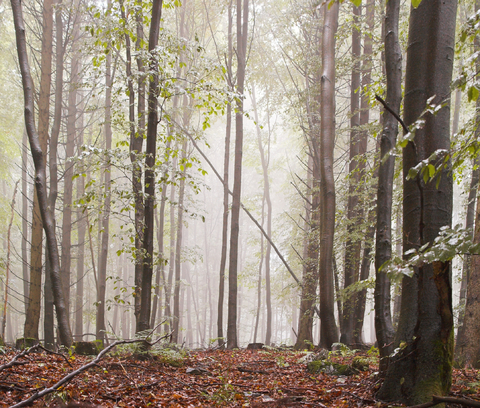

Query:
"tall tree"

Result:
[[24, 0, 54, 341], [227, 0, 249, 350], [378, 0, 457, 403], [217, 0, 233, 349], [96, 15, 113, 343], [11, 0, 73, 347], [138, 0, 163, 332], [374, 0, 400, 374], [341, 3, 362, 347], [318, 0, 339, 349]]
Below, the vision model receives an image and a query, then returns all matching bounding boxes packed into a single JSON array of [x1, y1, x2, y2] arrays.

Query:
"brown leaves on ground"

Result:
[[0, 346, 479, 407]]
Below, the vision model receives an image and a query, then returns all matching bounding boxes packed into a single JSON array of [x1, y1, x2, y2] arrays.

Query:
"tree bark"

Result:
[[24, 0, 54, 341], [318, 0, 339, 349], [217, 0, 233, 349], [21, 130, 29, 315], [138, 0, 163, 332], [96, 22, 113, 343], [341, 3, 362, 347], [378, 1, 457, 403], [11, 0, 73, 347], [227, 0, 249, 350], [374, 0, 400, 374]]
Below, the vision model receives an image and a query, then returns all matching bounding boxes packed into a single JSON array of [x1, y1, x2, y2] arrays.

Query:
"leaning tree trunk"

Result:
[[374, 0, 400, 374], [138, 0, 163, 333], [227, 0, 249, 350], [318, 0, 339, 349], [11, 0, 73, 347], [378, 1, 457, 404], [23, 0, 53, 341]]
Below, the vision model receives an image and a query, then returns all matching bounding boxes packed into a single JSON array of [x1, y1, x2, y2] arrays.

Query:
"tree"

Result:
[[377, 0, 457, 403], [24, 0, 54, 341], [138, 0, 163, 332], [318, 0, 339, 349], [227, 0, 249, 350], [374, 0, 401, 373], [11, 0, 73, 347]]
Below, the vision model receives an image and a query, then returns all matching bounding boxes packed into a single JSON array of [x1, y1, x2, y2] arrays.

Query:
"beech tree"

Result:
[[378, 0, 457, 404]]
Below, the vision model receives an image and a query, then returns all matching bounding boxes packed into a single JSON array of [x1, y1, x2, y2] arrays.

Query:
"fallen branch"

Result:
[[10, 327, 170, 408], [0, 344, 39, 372], [407, 395, 480, 408]]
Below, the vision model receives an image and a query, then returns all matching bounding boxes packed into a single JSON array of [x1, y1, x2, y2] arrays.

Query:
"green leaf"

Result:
[[468, 86, 479, 102], [411, 0, 422, 8], [428, 164, 435, 178], [407, 168, 418, 180], [350, 0, 361, 6]]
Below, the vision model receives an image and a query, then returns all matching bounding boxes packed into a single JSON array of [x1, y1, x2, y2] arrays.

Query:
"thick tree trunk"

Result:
[[318, 0, 339, 349], [227, 0, 249, 350], [138, 0, 163, 332], [378, 1, 456, 403], [11, 0, 73, 347], [374, 0, 400, 373]]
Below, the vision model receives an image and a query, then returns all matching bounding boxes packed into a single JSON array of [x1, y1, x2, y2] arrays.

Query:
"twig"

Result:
[[37, 344, 73, 367], [407, 395, 480, 408], [9, 329, 171, 408], [0, 344, 39, 372], [375, 94, 408, 134]]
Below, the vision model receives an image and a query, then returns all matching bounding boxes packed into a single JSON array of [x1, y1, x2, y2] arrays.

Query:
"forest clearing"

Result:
[[2, 0, 480, 405]]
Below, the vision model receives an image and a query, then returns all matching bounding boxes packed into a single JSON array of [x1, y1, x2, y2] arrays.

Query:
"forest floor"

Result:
[[1, 344, 480, 407]]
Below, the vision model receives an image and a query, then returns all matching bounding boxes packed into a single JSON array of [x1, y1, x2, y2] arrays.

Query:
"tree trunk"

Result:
[[374, 0, 400, 373], [172, 141, 187, 344], [378, 1, 456, 403], [341, 3, 362, 348], [21, 130, 29, 315], [96, 26, 113, 343], [23, 0, 54, 341], [318, 0, 339, 349], [75, 102, 86, 340], [227, 0, 249, 350], [11, 0, 73, 347], [138, 0, 163, 332]]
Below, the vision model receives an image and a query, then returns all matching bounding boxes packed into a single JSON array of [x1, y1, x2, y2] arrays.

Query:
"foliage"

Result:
[[380, 224, 480, 279]]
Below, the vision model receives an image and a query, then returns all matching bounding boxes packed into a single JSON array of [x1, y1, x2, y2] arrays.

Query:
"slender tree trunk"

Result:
[[227, 0, 249, 350], [1, 182, 19, 340], [61, 18, 78, 325], [44, 1, 64, 348], [138, 0, 163, 332], [352, 0, 375, 346], [75, 111, 85, 340], [217, 0, 233, 349], [378, 0, 456, 403], [318, 0, 339, 349], [24, 0, 54, 341], [21, 130, 29, 314], [11, 0, 73, 346], [96, 27, 113, 343]]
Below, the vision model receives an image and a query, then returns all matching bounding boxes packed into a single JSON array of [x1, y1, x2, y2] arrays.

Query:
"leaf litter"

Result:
[[1, 346, 479, 407]]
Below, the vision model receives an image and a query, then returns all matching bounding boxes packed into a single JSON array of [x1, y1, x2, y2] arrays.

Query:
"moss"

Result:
[[73, 341, 102, 356], [307, 360, 357, 376], [352, 356, 369, 371], [15, 337, 38, 350]]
